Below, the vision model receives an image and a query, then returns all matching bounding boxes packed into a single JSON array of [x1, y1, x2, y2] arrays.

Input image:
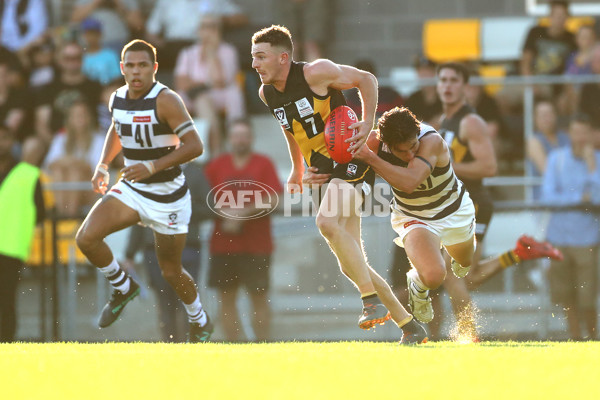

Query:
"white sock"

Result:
[[407, 268, 429, 299], [183, 293, 207, 326], [99, 258, 131, 294]]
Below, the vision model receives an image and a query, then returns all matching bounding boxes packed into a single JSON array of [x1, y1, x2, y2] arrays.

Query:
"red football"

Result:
[[324, 105, 358, 164]]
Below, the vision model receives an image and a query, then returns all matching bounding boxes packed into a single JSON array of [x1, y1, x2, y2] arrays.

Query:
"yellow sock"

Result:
[[499, 250, 520, 268], [396, 315, 413, 328], [361, 291, 377, 299]]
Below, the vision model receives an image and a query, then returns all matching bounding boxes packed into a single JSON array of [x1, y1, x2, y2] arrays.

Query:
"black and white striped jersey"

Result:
[[378, 123, 466, 221], [110, 82, 188, 203]]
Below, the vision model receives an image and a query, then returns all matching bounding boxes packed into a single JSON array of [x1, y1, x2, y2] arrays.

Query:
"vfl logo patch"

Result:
[[133, 116, 152, 123], [295, 97, 314, 118], [346, 163, 358, 177], [274, 107, 290, 129], [168, 213, 178, 227], [403, 220, 427, 229]]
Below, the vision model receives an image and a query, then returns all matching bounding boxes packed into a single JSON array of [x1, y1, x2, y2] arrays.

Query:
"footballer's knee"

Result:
[[316, 214, 342, 240], [75, 225, 98, 254], [420, 264, 447, 289]]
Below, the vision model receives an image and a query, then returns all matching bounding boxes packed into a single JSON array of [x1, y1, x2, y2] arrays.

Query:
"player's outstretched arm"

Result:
[[121, 90, 204, 183], [305, 60, 378, 153], [452, 114, 497, 180], [354, 132, 441, 193]]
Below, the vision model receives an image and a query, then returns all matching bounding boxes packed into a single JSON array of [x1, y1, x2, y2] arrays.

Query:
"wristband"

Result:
[[96, 163, 109, 176], [141, 161, 156, 175]]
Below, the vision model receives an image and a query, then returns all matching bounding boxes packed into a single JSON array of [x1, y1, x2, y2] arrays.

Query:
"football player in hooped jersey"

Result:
[[251, 25, 427, 344], [76, 40, 213, 342], [353, 107, 477, 327]]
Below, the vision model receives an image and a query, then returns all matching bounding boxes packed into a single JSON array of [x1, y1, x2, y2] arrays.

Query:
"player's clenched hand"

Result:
[[302, 166, 330, 187], [351, 140, 374, 162], [287, 169, 304, 194], [92, 163, 109, 195], [121, 161, 156, 183], [346, 121, 371, 154]]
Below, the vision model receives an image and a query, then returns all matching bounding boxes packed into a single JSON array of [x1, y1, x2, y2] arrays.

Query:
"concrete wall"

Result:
[[240, 0, 527, 74]]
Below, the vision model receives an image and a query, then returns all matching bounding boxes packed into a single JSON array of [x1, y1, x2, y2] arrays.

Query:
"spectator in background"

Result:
[[0, 128, 46, 342], [0, 0, 48, 61], [526, 100, 570, 200], [404, 55, 442, 128], [565, 24, 596, 75], [521, 1, 575, 76], [43, 101, 103, 217], [79, 18, 122, 85], [465, 72, 508, 162], [146, 0, 246, 77], [521, 1, 576, 103], [273, 0, 329, 61], [578, 44, 600, 128], [560, 24, 596, 115], [123, 158, 213, 342], [71, 0, 143, 53], [344, 59, 403, 120], [27, 39, 56, 89], [205, 119, 282, 341], [174, 14, 246, 157], [35, 41, 102, 143], [0, 60, 27, 142], [541, 114, 600, 341]]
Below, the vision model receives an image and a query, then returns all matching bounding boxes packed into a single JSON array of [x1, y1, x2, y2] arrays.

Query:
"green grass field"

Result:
[[2, 341, 599, 400]]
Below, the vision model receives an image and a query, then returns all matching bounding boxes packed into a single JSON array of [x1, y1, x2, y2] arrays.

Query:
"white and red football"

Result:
[[324, 105, 358, 164]]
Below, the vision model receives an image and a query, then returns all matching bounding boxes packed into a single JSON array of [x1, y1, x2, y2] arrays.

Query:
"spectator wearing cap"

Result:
[[80, 17, 122, 85]]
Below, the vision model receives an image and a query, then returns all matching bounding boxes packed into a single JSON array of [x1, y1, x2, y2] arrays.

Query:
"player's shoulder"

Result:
[[459, 112, 487, 134], [156, 85, 185, 106], [419, 123, 446, 148], [304, 59, 338, 80]]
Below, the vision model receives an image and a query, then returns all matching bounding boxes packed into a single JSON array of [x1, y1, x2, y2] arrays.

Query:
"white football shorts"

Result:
[[107, 180, 191, 235], [391, 192, 476, 248]]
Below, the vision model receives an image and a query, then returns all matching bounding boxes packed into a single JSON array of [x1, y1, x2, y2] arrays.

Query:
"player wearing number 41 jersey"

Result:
[[76, 39, 213, 342]]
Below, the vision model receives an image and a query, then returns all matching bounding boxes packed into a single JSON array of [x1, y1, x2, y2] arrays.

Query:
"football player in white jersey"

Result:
[[354, 106, 477, 326], [76, 40, 213, 342]]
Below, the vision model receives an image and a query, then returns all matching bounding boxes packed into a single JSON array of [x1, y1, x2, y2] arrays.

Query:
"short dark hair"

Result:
[[377, 107, 421, 147], [437, 62, 470, 83], [121, 39, 156, 64], [252, 25, 294, 56]]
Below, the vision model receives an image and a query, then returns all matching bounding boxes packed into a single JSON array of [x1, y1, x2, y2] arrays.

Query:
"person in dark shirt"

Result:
[[35, 41, 101, 143], [404, 56, 442, 128], [521, 1, 576, 76]]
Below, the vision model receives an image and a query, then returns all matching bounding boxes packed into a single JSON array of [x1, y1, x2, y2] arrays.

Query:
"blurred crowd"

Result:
[[1, 0, 599, 341]]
